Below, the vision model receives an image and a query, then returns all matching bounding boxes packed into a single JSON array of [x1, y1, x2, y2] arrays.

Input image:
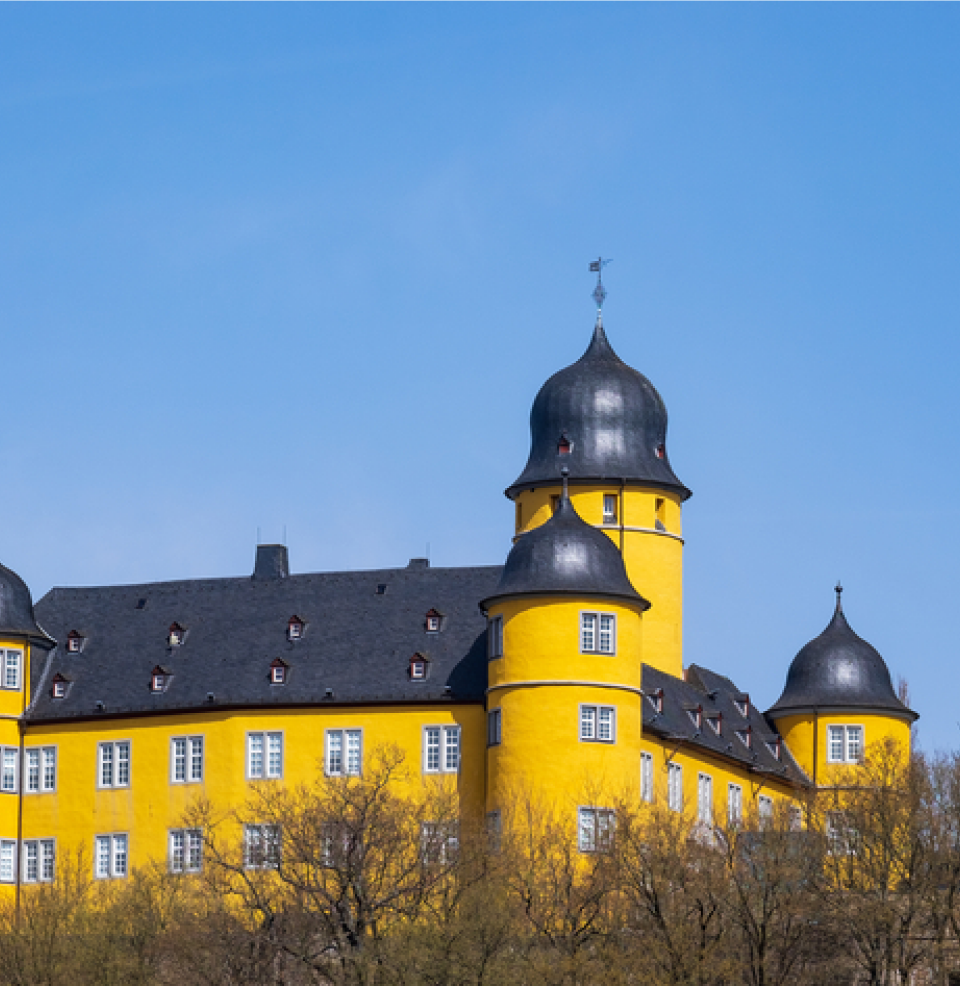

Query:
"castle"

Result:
[[0, 291, 916, 885]]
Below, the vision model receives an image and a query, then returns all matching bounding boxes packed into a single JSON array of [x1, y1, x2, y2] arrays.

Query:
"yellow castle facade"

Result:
[[0, 300, 916, 889]]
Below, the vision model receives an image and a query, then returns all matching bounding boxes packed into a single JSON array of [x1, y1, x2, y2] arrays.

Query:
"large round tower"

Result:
[[506, 318, 689, 677], [767, 587, 916, 783], [482, 482, 650, 815]]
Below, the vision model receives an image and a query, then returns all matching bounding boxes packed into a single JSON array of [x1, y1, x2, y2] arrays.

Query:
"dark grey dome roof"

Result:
[[506, 323, 690, 500], [481, 494, 650, 609], [768, 594, 915, 719], [0, 562, 53, 644]]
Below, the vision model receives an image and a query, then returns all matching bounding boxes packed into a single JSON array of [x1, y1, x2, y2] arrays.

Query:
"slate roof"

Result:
[[0, 562, 54, 645], [642, 663, 810, 787], [29, 558, 502, 721]]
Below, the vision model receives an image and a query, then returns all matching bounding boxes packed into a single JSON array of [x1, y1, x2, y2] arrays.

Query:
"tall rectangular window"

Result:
[[25, 747, 56, 793], [580, 705, 616, 743], [423, 725, 460, 773], [171, 736, 203, 784], [169, 829, 202, 873], [0, 747, 18, 793], [759, 795, 774, 827], [488, 616, 503, 660], [487, 708, 501, 747], [727, 783, 743, 825], [0, 840, 16, 882], [667, 762, 683, 812], [95, 834, 128, 879], [248, 732, 283, 779], [578, 807, 615, 852], [1, 650, 21, 690], [640, 751, 654, 803], [827, 725, 864, 764], [580, 613, 616, 654], [97, 741, 131, 789], [603, 494, 618, 524], [421, 822, 459, 866], [325, 729, 362, 777], [244, 824, 281, 869], [22, 840, 55, 883], [698, 773, 713, 825]]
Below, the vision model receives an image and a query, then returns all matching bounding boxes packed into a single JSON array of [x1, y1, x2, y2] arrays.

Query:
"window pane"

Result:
[[327, 731, 343, 775], [598, 707, 614, 742], [24, 842, 38, 882], [5, 651, 19, 689], [113, 835, 127, 877], [170, 831, 185, 872], [846, 726, 863, 762], [828, 726, 844, 762], [581, 614, 596, 652], [100, 743, 113, 787], [116, 743, 129, 787], [580, 706, 596, 740], [345, 731, 361, 775], [41, 841, 54, 881], [190, 738, 203, 781], [268, 733, 283, 777], [96, 837, 110, 878], [2, 749, 16, 792], [42, 748, 56, 791], [578, 808, 595, 852], [641, 752, 653, 803], [187, 830, 202, 871], [444, 727, 460, 772], [425, 727, 440, 772], [249, 733, 264, 778], [173, 739, 186, 781], [27, 749, 40, 793], [598, 615, 614, 653]]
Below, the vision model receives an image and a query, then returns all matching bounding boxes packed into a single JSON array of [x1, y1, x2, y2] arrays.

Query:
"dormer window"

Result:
[[687, 705, 702, 730], [706, 713, 722, 736], [409, 653, 429, 680], [270, 659, 289, 684], [766, 736, 783, 761], [655, 443, 666, 460], [734, 695, 750, 718], [287, 616, 305, 641], [66, 631, 85, 654], [150, 666, 171, 693], [425, 609, 443, 633], [51, 674, 70, 699], [736, 727, 752, 749], [647, 688, 664, 715], [558, 433, 572, 455], [167, 623, 185, 648]]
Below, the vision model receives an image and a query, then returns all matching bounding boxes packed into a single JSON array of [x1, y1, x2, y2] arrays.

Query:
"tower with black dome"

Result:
[[507, 308, 689, 678]]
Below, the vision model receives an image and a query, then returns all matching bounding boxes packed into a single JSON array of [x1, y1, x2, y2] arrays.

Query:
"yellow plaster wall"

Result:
[[512, 486, 683, 678]]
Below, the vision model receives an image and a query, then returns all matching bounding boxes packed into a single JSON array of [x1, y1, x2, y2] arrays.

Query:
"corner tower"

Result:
[[506, 312, 690, 678]]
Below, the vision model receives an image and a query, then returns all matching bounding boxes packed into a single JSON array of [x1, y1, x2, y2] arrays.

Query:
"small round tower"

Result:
[[767, 587, 916, 783], [482, 481, 650, 815]]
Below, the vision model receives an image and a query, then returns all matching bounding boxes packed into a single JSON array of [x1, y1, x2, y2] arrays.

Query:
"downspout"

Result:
[[15, 640, 28, 923], [619, 480, 625, 554], [812, 707, 819, 788]]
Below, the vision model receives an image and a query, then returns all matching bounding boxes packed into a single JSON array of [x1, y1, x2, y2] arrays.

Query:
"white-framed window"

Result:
[[580, 612, 616, 654], [705, 715, 721, 736], [488, 615, 503, 659], [22, 839, 55, 883], [827, 724, 863, 764], [95, 833, 128, 879], [789, 805, 803, 832], [727, 783, 743, 825], [423, 725, 460, 774], [171, 736, 203, 784], [247, 731, 283, 780], [98, 741, 131, 789], [736, 728, 751, 750], [578, 807, 615, 852], [580, 705, 616, 743], [1, 650, 21, 690], [52, 679, 67, 699], [697, 773, 713, 825], [602, 494, 618, 524], [287, 617, 304, 640], [270, 663, 287, 684], [169, 829, 202, 874], [759, 795, 774, 827], [67, 633, 84, 653], [25, 747, 56, 793], [0, 840, 15, 882], [826, 811, 858, 856], [667, 761, 683, 812], [244, 824, 281, 869], [325, 729, 362, 776], [421, 822, 459, 865], [0, 747, 17, 793], [426, 611, 442, 632], [487, 708, 502, 747], [640, 751, 654, 803]]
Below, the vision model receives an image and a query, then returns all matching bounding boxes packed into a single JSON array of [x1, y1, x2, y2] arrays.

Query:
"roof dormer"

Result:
[[270, 657, 289, 684], [66, 630, 85, 654], [51, 673, 72, 699], [409, 652, 430, 680], [287, 616, 305, 641], [167, 623, 186, 648], [425, 609, 443, 633], [151, 665, 172, 693]]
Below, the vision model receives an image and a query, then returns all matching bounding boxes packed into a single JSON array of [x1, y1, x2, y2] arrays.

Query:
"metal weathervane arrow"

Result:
[[589, 257, 612, 323]]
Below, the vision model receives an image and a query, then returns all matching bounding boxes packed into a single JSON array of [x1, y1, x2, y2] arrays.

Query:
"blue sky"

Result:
[[2, 4, 959, 749]]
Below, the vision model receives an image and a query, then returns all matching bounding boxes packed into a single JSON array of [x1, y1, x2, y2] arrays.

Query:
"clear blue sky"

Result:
[[2, 4, 959, 749]]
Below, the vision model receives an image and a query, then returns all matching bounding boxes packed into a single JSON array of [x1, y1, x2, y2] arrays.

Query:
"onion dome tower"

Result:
[[767, 586, 916, 782], [482, 475, 651, 814], [0, 562, 53, 645], [506, 261, 688, 678]]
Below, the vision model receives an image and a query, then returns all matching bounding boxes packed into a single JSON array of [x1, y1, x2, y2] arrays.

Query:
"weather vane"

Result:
[[589, 257, 612, 316]]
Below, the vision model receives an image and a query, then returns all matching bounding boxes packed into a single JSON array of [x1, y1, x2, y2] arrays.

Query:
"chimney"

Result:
[[253, 544, 289, 580]]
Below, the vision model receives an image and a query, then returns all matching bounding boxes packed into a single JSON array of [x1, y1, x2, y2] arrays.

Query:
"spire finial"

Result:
[[835, 580, 843, 611], [589, 257, 612, 327], [561, 465, 570, 502]]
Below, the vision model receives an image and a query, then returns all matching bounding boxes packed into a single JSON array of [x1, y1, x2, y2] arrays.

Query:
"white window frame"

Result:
[[0, 747, 18, 793], [640, 751, 654, 803], [170, 735, 204, 784], [169, 828, 203, 874], [602, 493, 618, 525], [25, 746, 56, 794], [426, 615, 441, 632], [580, 612, 616, 655], [423, 725, 460, 774], [826, 724, 864, 764], [487, 708, 502, 746], [697, 772, 713, 825], [727, 783, 743, 825], [488, 615, 503, 659], [0, 840, 15, 882], [98, 740, 131, 789], [667, 761, 683, 812], [52, 679, 67, 698], [324, 728, 363, 777], [22, 839, 55, 883], [243, 824, 281, 870], [759, 795, 774, 827], [579, 704, 616, 743], [1, 650, 22, 690], [410, 660, 427, 679], [94, 833, 128, 879], [247, 731, 284, 780], [270, 664, 286, 684], [578, 806, 616, 852], [420, 821, 459, 865]]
